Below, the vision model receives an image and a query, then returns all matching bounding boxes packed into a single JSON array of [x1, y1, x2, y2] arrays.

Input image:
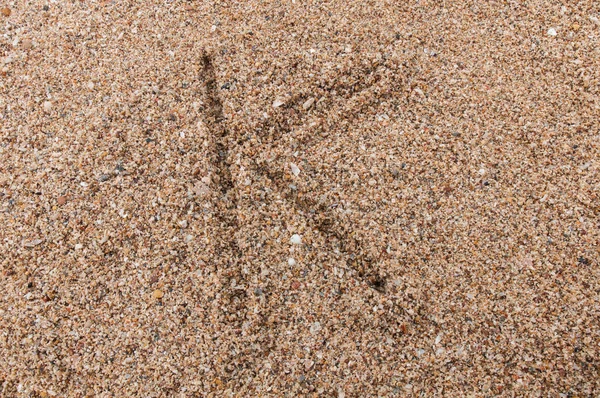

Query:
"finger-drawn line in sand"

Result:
[[202, 52, 402, 292], [199, 52, 428, 350], [200, 53, 240, 258], [251, 56, 416, 292]]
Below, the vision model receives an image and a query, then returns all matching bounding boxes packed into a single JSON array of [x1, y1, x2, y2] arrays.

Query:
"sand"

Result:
[[1, 0, 599, 396]]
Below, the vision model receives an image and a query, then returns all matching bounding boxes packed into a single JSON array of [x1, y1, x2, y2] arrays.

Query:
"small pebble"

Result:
[[272, 98, 285, 108], [290, 234, 302, 245], [288, 258, 296, 266], [153, 289, 164, 299], [57, 196, 67, 206], [193, 182, 210, 196], [309, 321, 321, 334], [43, 101, 52, 113], [547, 27, 557, 36], [578, 256, 590, 266], [21, 39, 32, 50], [1, 7, 10, 17]]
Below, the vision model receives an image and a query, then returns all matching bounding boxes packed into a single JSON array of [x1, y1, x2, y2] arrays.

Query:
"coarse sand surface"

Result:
[[1, 1, 599, 396]]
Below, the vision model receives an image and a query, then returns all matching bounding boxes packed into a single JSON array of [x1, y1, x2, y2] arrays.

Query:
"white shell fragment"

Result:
[[302, 97, 315, 110], [23, 239, 44, 248], [290, 163, 301, 176]]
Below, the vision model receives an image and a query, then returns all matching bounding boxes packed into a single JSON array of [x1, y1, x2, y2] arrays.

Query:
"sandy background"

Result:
[[1, 0, 599, 396]]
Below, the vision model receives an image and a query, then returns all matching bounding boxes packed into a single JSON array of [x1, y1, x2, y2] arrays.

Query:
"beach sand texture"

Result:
[[1, 1, 599, 396]]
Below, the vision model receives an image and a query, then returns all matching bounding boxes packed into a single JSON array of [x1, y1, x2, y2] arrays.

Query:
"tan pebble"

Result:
[[153, 289, 164, 299], [22, 39, 32, 50], [57, 196, 67, 206], [1, 7, 11, 17], [291, 280, 300, 290], [43, 101, 52, 112], [193, 182, 209, 196], [305, 360, 314, 370], [572, 22, 580, 31]]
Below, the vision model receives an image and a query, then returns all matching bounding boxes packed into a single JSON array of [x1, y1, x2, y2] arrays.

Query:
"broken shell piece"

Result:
[[24, 238, 44, 248], [290, 163, 301, 176], [302, 97, 315, 110]]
